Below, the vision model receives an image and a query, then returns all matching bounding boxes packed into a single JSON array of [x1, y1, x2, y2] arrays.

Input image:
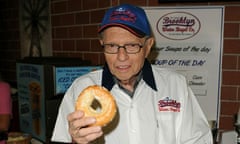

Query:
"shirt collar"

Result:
[[101, 59, 157, 91]]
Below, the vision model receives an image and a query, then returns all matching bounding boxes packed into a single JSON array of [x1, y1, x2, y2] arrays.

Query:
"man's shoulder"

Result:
[[151, 65, 187, 85], [72, 69, 103, 85], [151, 65, 183, 77]]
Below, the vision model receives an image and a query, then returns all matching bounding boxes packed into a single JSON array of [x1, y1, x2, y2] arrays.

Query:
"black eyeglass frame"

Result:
[[102, 38, 149, 54]]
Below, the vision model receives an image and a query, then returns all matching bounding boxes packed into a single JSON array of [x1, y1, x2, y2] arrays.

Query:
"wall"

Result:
[[0, 0, 240, 133], [0, 0, 21, 83]]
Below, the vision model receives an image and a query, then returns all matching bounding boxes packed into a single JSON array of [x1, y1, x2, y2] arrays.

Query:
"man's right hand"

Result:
[[67, 110, 103, 144]]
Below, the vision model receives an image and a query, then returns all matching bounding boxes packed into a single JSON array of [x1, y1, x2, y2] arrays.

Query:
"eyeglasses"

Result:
[[102, 39, 148, 54]]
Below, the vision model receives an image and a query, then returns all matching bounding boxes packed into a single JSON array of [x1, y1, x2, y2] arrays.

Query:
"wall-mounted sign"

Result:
[[145, 6, 224, 124]]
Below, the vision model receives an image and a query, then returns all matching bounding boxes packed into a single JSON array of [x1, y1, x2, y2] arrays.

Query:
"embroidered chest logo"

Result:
[[158, 97, 181, 112]]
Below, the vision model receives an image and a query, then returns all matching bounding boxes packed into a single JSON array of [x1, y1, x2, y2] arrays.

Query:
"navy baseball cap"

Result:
[[98, 4, 151, 38]]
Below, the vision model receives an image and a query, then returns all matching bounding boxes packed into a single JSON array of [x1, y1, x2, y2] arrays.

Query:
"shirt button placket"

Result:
[[129, 103, 139, 144]]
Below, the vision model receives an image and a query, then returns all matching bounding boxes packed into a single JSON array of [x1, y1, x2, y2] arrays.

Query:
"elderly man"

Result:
[[51, 4, 213, 144]]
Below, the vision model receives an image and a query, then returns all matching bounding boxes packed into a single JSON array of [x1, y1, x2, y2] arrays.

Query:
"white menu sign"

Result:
[[145, 6, 224, 123]]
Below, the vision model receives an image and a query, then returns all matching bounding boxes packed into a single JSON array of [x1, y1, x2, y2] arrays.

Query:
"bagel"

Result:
[[75, 85, 116, 126]]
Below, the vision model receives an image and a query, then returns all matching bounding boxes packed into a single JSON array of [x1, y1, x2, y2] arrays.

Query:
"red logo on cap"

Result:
[[110, 8, 137, 23]]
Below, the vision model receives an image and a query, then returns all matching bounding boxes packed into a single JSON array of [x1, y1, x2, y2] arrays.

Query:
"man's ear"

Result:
[[99, 39, 104, 45], [145, 37, 155, 58]]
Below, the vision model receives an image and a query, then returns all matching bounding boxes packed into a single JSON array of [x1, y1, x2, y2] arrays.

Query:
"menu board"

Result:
[[54, 66, 102, 95]]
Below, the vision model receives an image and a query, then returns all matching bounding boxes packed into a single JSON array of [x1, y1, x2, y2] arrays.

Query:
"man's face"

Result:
[[100, 27, 153, 83]]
